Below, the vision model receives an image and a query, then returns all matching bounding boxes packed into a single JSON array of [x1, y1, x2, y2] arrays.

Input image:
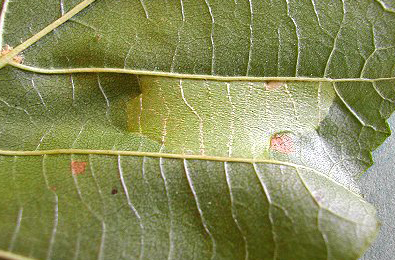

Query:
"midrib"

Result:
[[7, 62, 395, 83]]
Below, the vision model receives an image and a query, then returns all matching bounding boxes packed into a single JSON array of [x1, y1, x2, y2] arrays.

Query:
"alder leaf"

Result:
[[0, 1, 394, 259]]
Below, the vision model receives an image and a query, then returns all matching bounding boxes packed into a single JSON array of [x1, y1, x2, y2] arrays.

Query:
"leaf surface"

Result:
[[0, 1, 394, 259]]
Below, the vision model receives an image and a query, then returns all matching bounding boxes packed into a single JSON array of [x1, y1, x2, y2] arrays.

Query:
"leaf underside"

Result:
[[0, 0, 394, 260]]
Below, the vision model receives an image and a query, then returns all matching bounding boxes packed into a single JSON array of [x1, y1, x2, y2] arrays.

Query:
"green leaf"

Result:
[[0, 1, 394, 259]]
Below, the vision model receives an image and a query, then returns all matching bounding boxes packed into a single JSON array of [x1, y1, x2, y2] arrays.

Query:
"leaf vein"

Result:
[[224, 162, 249, 260], [183, 159, 216, 260], [252, 163, 277, 260], [117, 155, 145, 259]]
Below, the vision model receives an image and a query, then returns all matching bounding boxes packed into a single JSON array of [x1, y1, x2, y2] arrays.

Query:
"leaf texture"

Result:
[[2, 0, 395, 78], [0, 155, 379, 260], [0, 0, 395, 259]]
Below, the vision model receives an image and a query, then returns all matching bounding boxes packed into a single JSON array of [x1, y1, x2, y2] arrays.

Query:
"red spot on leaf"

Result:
[[270, 133, 294, 154], [71, 161, 87, 175], [111, 188, 118, 195]]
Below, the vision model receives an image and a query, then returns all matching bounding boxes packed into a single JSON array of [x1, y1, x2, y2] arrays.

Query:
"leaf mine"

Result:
[[270, 133, 294, 154], [71, 161, 87, 175], [264, 81, 285, 91]]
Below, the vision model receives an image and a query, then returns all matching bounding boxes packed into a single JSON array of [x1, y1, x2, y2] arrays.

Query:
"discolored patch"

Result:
[[71, 161, 87, 175], [312, 191, 324, 203], [111, 188, 118, 195], [264, 81, 285, 91], [95, 34, 102, 42], [50, 186, 57, 191], [1, 45, 12, 56], [270, 133, 294, 154], [1, 44, 24, 64]]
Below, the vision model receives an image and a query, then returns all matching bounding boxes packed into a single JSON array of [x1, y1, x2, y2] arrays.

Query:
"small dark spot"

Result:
[[111, 188, 118, 195], [50, 186, 57, 191]]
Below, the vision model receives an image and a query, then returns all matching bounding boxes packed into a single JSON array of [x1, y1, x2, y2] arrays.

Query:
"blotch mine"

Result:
[[71, 161, 87, 175], [264, 81, 285, 91], [270, 133, 294, 154]]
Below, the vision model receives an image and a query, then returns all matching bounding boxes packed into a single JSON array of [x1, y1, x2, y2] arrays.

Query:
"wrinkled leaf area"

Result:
[[1, 66, 394, 259]]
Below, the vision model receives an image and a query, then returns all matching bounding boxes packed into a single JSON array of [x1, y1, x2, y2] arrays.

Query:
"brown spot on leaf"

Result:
[[12, 55, 24, 64], [265, 81, 285, 91], [50, 186, 57, 191], [71, 161, 87, 175], [95, 34, 102, 42], [1, 44, 24, 64], [270, 133, 294, 154], [1, 45, 12, 56], [111, 188, 118, 195]]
